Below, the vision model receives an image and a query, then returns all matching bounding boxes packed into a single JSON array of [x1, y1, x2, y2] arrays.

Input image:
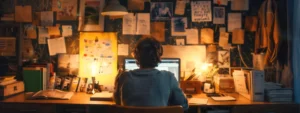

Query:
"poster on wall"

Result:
[[79, 32, 117, 77], [151, 2, 173, 20], [57, 54, 79, 76], [191, 1, 212, 22], [171, 17, 187, 36], [52, 0, 78, 20], [213, 7, 225, 24], [78, 0, 105, 31]]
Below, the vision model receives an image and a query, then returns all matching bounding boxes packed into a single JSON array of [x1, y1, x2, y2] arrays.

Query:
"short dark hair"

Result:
[[133, 37, 163, 68]]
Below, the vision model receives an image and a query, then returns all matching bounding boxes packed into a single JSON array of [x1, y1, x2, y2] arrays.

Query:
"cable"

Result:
[[237, 45, 249, 68]]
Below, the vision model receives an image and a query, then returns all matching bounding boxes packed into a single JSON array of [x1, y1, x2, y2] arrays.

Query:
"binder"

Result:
[[23, 67, 43, 92]]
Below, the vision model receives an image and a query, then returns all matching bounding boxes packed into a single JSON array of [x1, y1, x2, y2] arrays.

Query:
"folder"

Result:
[[23, 67, 43, 92]]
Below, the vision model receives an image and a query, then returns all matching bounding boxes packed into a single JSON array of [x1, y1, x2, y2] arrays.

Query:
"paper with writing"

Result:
[[41, 11, 54, 26], [136, 13, 150, 35], [213, 0, 228, 5], [128, 0, 144, 10], [200, 28, 214, 44], [47, 37, 67, 56], [186, 29, 199, 44], [191, 1, 212, 22], [118, 44, 129, 56], [219, 32, 229, 48], [232, 29, 245, 44], [15, 6, 32, 22], [231, 0, 249, 11], [175, 0, 187, 15], [122, 13, 137, 35], [228, 13, 242, 32], [233, 70, 249, 94], [62, 25, 73, 37], [213, 7, 225, 24], [151, 22, 165, 42]]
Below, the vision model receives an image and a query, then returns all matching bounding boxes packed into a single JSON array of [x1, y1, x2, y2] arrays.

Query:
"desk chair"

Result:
[[113, 105, 184, 113]]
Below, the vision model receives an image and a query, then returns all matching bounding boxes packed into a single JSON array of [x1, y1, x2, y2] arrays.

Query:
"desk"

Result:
[[0, 93, 299, 113]]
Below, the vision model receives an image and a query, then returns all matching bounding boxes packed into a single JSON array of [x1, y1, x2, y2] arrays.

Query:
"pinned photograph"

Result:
[[171, 17, 187, 36], [218, 51, 230, 68], [53, 0, 78, 20], [213, 7, 225, 24], [79, 0, 105, 31], [58, 54, 79, 76], [151, 2, 173, 20]]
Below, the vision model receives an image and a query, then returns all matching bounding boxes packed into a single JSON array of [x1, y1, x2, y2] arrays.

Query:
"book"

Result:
[[23, 67, 43, 92], [78, 77, 88, 92], [90, 91, 113, 101], [69, 77, 80, 92], [31, 89, 73, 100]]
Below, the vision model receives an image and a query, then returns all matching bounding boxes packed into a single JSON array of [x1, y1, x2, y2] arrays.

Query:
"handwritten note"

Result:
[[191, 1, 212, 22], [175, 0, 187, 15], [47, 37, 67, 56], [228, 13, 242, 32], [231, 0, 249, 11], [118, 44, 129, 56], [213, 7, 225, 24], [15, 6, 32, 22], [136, 13, 150, 35], [41, 11, 54, 26], [213, 0, 228, 5], [123, 13, 137, 35], [219, 32, 229, 48], [200, 28, 214, 44], [232, 29, 245, 44], [186, 29, 199, 44], [62, 25, 73, 37]]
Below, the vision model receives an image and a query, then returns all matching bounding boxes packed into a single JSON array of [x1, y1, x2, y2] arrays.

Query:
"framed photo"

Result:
[[151, 2, 173, 20], [218, 50, 230, 68], [78, 0, 105, 31], [171, 17, 187, 36]]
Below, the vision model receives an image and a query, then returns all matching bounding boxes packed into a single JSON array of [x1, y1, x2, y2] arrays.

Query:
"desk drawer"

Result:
[[1, 103, 55, 113], [232, 104, 299, 113]]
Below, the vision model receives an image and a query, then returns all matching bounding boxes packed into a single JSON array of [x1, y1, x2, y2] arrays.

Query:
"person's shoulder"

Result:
[[158, 70, 174, 76]]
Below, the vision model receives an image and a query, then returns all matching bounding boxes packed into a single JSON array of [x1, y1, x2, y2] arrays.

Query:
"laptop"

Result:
[[124, 58, 181, 82]]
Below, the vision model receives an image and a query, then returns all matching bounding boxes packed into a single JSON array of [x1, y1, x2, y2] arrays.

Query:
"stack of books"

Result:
[[0, 75, 17, 86], [265, 82, 293, 102]]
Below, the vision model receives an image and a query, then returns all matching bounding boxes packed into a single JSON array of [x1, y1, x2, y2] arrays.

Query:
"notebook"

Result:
[[31, 89, 73, 100], [23, 67, 43, 92]]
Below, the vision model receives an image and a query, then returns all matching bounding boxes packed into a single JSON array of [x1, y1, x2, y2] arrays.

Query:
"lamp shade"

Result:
[[101, 0, 128, 16]]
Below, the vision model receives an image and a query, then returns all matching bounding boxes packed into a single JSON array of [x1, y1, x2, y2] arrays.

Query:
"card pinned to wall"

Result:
[[62, 25, 73, 37], [175, 0, 187, 15], [213, 7, 225, 24], [218, 50, 230, 68], [47, 24, 61, 36], [122, 13, 137, 35], [128, 0, 144, 10], [228, 13, 242, 32], [118, 44, 129, 56], [191, 1, 212, 22], [53, 0, 78, 20], [47, 37, 67, 56], [219, 32, 229, 48], [231, 0, 249, 11], [136, 13, 150, 35], [41, 11, 54, 26], [200, 28, 214, 44], [232, 29, 245, 44], [15, 5, 32, 22], [24, 24, 37, 39], [38, 27, 49, 44], [175, 38, 185, 46], [151, 22, 165, 42], [213, 0, 228, 5], [186, 29, 199, 45], [172, 17, 188, 36]]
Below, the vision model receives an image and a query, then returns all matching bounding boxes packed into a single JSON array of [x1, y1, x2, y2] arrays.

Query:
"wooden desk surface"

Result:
[[0, 92, 296, 107]]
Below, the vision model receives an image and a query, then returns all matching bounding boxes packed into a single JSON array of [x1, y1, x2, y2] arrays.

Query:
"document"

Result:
[[15, 6, 32, 22], [128, 0, 144, 10], [213, 0, 228, 5], [122, 13, 137, 35], [186, 29, 199, 44], [191, 1, 212, 22], [136, 13, 150, 35], [189, 98, 208, 104], [232, 29, 245, 44], [47, 37, 67, 56], [38, 27, 49, 44], [219, 32, 229, 48], [228, 13, 242, 32], [200, 28, 214, 44], [213, 7, 225, 24], [151, 22, 165, 42], [233, 70, 249, 94], [62, 25, 73, 37], [41, 11, 54, 26], [231, 0, 249, 11], [118, 44, 129, 56], [175, 0, 187, 15], [47, 24, 61, 36]]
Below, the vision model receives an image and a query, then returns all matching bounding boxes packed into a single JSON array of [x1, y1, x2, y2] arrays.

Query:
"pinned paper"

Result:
[[25, 25, 37, 39], [218, 51, 230, 68], [228, 13, 242, 32], [175, 38, 185, 45], [47, 37, 67, 56], [118, 44, 129, 56], [245, 16, 258, 32], [122, 13, 137, 35], [200, 28, 214, 44], [47, 24, 61, 36], [62, 25, 73, 37], [15, 6, 32, 22], [38, 27, 49, 44], [175, 0, 187, 15], [213, 0, 228, 5], [207, 45, 217, 52], [151, 22, 165, 42], [231, 0, 249, 11], [172, 17, 188, 36], [219, 27, 226, 32], [136, 13, 150, 35], [186, 29, 199, 44], [191, 1, 212, 22], [213, 7, 225, 24], [232, 29, 245, 44], [219, 32, 229, 48], [41, 11, 54, 26], [128, 0, 144, 10], [53, 0, 78, 20]]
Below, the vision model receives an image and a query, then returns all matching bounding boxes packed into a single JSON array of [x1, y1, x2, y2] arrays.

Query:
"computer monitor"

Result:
[[124, 58, 180, 82]]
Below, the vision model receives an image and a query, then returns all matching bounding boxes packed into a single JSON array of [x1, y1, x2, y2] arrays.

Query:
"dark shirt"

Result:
[[114, 69, 188, 111]]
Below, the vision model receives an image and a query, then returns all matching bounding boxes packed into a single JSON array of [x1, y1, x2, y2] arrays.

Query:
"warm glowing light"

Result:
[[91, 62, 97, 76]]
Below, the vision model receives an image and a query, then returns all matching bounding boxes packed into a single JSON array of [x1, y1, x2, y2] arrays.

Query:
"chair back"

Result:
[[113, 105, 184, 113]]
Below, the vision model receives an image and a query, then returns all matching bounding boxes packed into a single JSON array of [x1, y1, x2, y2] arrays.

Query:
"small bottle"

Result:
[[49, 72, 56, 90]]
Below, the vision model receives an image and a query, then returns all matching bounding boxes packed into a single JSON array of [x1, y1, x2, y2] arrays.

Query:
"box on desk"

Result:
[[214, 75, 235, 93], [180, 80, 202, 94], [0, 81, 24, 100]]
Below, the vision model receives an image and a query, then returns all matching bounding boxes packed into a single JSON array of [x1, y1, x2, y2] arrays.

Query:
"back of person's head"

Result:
[[133, 37, 163, 68]]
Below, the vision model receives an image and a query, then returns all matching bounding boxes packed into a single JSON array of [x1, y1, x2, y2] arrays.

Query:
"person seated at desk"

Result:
[[113, 37, 188, 111]]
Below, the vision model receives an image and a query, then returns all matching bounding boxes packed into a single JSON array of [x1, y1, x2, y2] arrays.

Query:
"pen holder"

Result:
[[180, 80, 202, 94]]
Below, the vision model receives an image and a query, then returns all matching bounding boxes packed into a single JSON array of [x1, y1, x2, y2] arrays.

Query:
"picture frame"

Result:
[[151, 2, 173, 20], [78, 0, 105, 31], [171, 17, 187, 36]]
